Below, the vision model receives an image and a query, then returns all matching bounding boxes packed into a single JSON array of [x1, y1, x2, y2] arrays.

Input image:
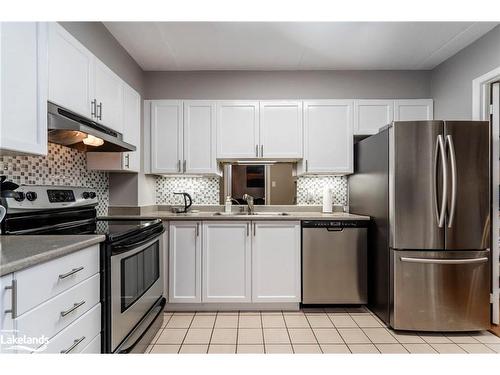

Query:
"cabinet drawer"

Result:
[[80, 333, 101, 354], [16, 273, 100, 340], [16, 245, 99, 315], [37, 304, 101, 354]]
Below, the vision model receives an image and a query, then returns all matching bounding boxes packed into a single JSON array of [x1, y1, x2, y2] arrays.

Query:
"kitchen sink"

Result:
[[212, 212, 289, 216]]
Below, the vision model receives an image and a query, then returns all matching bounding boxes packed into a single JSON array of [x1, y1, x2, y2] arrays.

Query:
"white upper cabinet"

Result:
[[252, 221, 301, 303], [93, 59, 124, 133], [394, 99, 433, 121], [86, 84, 141, 172], [217, 101, 260, 159], [1, 22, 48, 156], [183, 101, 217, 174], [169, 222, 202, 303], [300, 100, 354, 175], [354, 100, 394, 135], [150, 100, 183, 174], [259, 101, 303, 159], [48, 23, 93, 119], [202, 222, 252, 302]]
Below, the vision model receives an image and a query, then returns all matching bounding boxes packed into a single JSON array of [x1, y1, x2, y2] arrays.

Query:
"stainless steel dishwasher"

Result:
[[302, 220, 368, 304]]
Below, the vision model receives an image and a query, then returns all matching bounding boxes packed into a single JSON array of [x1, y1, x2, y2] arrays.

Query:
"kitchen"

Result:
[[1, 5, 500, 369]]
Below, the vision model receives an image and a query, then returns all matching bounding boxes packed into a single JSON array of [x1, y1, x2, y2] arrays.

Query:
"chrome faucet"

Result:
[[242, 194, 255, 215]]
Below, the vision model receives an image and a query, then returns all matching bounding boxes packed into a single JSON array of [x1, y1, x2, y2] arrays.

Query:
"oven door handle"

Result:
[[6, 218, 96, 235], [111, 226, 165, 254]]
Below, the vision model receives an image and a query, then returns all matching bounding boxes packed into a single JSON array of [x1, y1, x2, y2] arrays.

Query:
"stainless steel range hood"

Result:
[[47, 102, 136, 152]]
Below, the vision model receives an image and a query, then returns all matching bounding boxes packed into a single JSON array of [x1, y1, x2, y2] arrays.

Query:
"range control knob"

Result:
[[26, 191, 38, 201], [14, 192, 25, 202], [82, 192, 90, 199], [89, 192, 96, 199]]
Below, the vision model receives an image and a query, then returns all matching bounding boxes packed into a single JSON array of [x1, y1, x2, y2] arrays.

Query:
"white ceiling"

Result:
[[104, 22, 498, 71]]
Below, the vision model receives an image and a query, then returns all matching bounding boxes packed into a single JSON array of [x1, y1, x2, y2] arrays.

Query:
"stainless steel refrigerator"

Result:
[[349, 121, 491, 331]]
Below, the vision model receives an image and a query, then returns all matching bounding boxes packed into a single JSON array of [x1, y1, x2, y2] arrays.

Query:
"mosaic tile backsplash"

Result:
[[296, 175, 348, 205], [0, 143, 109, 215], [155, 175, 348, 206], [156, 176, 220, 205]]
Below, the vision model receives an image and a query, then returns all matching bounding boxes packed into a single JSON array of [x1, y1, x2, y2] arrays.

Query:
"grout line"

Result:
[[324, 310, 350, 349], [304, 310, 323, 353], [259, 311, 265, 353], [206, 311, 217, 352], [235, 311, 240, 352], [177, 312, 195, 353], [282, 310, 295, 354]]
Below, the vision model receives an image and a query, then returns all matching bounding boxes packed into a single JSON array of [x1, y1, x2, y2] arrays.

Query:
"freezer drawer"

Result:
[[391, 249, 490, 331], [302, 224, 367, 304]]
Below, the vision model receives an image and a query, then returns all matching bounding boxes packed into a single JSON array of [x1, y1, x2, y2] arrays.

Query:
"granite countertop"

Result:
[[102, 211, 370, 221], [0, 235, 105, 277]]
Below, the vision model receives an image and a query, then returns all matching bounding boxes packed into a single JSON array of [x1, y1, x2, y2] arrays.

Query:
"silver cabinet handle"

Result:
[[196, 223, 200, 237], [59, 266, 84, 279], [125, 154, 130, 168], [260, 145, 263, 157], [91, 99, 97, 118], [305, 160, 308, 172], [97, 102, 103, 120], [60, 336, 86, 354], [446, 135, 457, 228], [183, 160, 187, 173], [246, 223, 249, 236], [177, 160, 181, 172], [60, 300, 85, 317], [255, 145, 259, 157], [400, 257, 488, 265], [4, 279, 17, 318], [253, 222, 256, 236]]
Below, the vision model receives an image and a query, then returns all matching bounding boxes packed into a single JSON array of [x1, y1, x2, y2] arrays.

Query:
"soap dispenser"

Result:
[[225, 196, 232, 213]]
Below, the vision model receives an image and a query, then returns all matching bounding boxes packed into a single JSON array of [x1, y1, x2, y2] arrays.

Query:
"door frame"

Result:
[[473, 68, 500, 325]]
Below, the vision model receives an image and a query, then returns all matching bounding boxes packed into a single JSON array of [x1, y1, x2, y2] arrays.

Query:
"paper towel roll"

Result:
[[322, 187, 333, 213]]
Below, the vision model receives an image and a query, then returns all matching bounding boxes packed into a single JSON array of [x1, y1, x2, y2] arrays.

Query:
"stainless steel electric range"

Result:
[[0, 184, 166, 353]]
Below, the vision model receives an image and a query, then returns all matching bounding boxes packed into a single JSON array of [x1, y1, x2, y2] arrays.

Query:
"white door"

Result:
[[354, 100, 394, 135], [301, 100, 354, 174], [122, 85, 141, 172], [48, 23, 93, 118], [150, 100, 183, 174], [252, 221, 301, 302], [259, 101, 303, 158], [394, 99, 433, 121], [0, 273, 15, 353], [202, 222, 251, 302], [0, 22, 48, 156], [93, 58, 124, 132], [216, 101, 260, 159], [169, 222, 202, 303], [183, 101, 217, 174]]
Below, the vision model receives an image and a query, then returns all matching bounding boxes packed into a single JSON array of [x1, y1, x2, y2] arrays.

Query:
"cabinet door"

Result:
[[252, 221, 301, 302], [1, 274, 15, 353], [151, 100, 183, 174], [216, 101, 260, 159], [394, 99, 433, 121], [122, 85, 141, 172], [184, 101, 217, 174], [93, 58, 124, 133], [354, 100, 393, 135], [48, 23, 92, 119], [202, 222, 251, 302], [302, 100, 354, 174], [1, 22, 48, 156], [169, 222, 201, 303], [259, 101, 303, 158]]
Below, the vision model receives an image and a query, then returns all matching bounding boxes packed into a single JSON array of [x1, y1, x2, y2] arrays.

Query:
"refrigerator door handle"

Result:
[[400, 257, 488, 265], [434, 135, 447, 228], [446, 135, 458, 228]]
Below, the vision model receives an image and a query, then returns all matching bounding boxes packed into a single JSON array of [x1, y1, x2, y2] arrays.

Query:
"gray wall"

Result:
[[60, 22, 144, 95], [431, 25, 500, 119], [144, 70, 431, 100]]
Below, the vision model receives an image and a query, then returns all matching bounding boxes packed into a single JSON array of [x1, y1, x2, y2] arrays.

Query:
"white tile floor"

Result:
[[146, 307, 500, 354]]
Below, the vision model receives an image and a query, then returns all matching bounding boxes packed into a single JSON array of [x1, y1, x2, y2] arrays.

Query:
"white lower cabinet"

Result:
[[1, 274, 15, 353], [202, 222, 251, 302], [252, 222, 301, 302], [169, 222, 202, 303], [168, 221, 301, 305]]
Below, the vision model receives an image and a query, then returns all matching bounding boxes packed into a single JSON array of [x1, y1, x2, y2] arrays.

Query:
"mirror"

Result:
[[221, 163, 297, 205]]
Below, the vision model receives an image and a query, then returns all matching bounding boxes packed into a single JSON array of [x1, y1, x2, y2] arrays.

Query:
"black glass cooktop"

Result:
[[96, 218, 162, 242]]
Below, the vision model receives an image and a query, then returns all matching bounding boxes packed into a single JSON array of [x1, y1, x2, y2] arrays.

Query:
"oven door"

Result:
[[110, 231, 164, 352]]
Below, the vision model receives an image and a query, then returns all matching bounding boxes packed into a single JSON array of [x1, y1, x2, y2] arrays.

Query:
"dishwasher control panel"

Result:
[[302, 220, 369, 228]]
